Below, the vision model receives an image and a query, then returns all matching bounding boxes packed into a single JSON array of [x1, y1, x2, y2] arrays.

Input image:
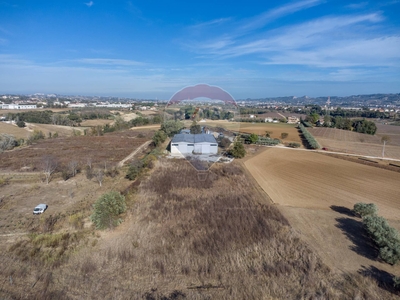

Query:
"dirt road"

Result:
[[117, 140, 151, 167]]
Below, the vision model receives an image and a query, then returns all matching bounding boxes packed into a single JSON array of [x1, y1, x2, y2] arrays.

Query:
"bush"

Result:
[[249, 133, 259, 144], [126, 161, 144, 180], [90, 191, 126, 230], [219, 137, 231, 148], [363, 214, 400, 264], [229, 141, 246, 158], [288, 142, 300, 148], [0, 134, 17, 151], [281, 132, 288, 139], [152, 130, 167, 147], [16, 120, 26, 127], [353, 202, 378, 217]]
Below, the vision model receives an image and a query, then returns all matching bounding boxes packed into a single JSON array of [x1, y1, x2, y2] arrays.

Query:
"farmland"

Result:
[[199, 120, 303, 144], [245, 147, 400, 277], [309, 127, 400, 159], [1, 159, 395, 299], [0, 130, 153, 171]]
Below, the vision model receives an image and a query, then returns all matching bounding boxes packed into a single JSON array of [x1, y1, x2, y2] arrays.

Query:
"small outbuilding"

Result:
[[171, 133, 218, 155]]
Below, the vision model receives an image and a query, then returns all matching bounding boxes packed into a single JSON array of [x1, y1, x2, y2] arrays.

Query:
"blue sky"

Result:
[[0, 0, 399, 99]]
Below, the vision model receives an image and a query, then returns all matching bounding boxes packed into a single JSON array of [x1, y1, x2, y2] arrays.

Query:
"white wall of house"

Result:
[[171, 141, 217, 155]]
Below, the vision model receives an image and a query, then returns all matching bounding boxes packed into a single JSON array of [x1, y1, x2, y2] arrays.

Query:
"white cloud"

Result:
[[74, 58, 145, 66], [240, 0, 323, 32], [187, 11, 398, 71], [85, 1, 93, 8], [345, 2, 369, 9]]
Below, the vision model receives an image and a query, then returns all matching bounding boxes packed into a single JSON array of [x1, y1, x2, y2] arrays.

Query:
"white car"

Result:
[[33, 204, 48, 215]]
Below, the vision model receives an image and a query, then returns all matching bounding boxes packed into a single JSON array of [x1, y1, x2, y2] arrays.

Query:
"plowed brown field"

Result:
[[245, 148, 400, 220], [245, 147, 400, 274]]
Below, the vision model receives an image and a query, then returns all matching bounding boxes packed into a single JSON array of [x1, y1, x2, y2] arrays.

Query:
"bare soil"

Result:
[[309, 127, 400, 159], [244, 147, 400, 277]]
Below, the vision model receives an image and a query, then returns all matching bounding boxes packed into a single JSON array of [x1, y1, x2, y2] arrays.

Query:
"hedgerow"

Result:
[[298, 124, 320, 149], [353, 202, 378, 217], [354, 202, 400, 265]]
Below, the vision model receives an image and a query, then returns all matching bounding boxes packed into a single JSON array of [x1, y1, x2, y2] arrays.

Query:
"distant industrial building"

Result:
[[0, 104, 37, 110]]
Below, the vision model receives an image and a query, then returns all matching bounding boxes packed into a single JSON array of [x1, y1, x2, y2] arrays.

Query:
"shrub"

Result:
[[69, 213, 84, 229], [0, 134, 17, 151], [249, 133, 259, 144], [126, 163, 143, 181], [152, 130, 167, 147], [363, 214, 400, 265], [219, 137, 231, 148], [281, 132, 288, 139], [229, 141, 246, 158], [353, 202, 378, 217], [16, 120, 26, 127], [90, 191, 126, 230], [288, 142, 301, 148]]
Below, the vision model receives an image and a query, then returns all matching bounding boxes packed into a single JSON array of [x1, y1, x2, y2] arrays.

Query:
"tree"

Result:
[[68, 160, 79, 177], [0, 134, 17, 152], [90, 191, 126, 230], [152, 130, 167, 147], [249, 133, 258, 144], [41, 155, 58, 184], [219, 137, 231, 148], [95, 169, 104, 187], [190, 121, 202, 134], [306, 113, 319, 124], [160, 120, 184, 137], [281, 132, 288, 139], [229, 141, 246, 158]]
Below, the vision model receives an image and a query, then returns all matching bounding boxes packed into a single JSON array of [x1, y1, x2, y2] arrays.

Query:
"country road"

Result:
[[117, 140, 152, 168]]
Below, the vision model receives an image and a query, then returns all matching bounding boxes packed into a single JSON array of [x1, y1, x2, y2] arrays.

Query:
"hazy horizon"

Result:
[[1, 0, 399, 99]]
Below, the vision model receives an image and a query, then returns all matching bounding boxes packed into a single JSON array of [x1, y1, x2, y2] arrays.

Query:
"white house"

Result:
[[171, 133, 218, 155], [265, 117, 273, 123]]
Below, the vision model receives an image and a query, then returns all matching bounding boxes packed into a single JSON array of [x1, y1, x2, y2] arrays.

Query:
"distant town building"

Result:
[[68, 103, 87, 108], [287, 116, 300, 124], [265, 117, 273, 123], [0, 104, 37, 110]]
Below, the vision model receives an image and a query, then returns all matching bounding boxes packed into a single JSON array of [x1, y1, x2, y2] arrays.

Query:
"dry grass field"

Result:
[[79, 119, 113, 127], [0, 122, 30, 139], [309, 127, 400, 159], [1, 159, 395, 299], [0, 130, 153, 171], [376, 123, 400, 146], [245, 147, 400, 279]]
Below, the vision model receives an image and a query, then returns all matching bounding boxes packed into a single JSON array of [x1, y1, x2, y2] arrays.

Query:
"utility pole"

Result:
[[382, 140, 386, 158]]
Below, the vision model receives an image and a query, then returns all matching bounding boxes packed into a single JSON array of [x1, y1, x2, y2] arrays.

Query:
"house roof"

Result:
[[171, 133, 217, 143]]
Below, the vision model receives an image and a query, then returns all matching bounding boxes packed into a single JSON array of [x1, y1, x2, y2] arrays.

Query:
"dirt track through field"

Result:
[[244, 147, 400, 274], [117, 140, 151, 167]]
